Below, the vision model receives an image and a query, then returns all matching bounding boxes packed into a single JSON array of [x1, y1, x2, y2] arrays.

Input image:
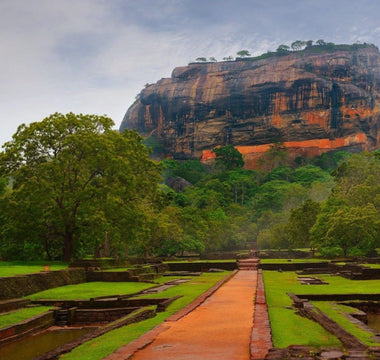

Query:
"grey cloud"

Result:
[[1, 0, 380, 147]]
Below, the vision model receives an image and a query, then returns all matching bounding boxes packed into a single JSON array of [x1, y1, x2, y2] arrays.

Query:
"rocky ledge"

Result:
[[120, 45, 380, 168]]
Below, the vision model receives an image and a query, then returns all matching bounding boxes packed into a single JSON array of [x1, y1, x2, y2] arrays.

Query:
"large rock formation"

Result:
[[120, 45, 380, 168]]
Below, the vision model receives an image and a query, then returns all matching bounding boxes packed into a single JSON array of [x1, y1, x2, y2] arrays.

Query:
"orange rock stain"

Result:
[[201, 133, 368, 168]]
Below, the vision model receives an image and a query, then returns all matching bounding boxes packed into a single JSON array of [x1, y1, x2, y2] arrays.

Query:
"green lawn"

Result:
[[263, 271, 380, 348], [0, 261, 67, 277], [362, 263, 380, 269], [0, 306, 52, 329], [60, 271, 230, 360], [26, 282, 157, 300], [313, 302, 380, 347]]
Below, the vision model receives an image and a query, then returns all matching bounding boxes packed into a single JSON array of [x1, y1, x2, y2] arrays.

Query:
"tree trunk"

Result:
[[63, 232, 73, 262], [44, 236, 52, 261]]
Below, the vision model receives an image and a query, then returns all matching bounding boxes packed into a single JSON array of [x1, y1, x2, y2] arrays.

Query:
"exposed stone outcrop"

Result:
[[165, 176, 192, 192], [121, 46, 380, 168]]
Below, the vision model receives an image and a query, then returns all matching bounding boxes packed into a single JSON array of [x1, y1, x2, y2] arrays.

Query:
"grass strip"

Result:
[[26, 282, 155, 301], [0, 261, 67, 277], [0, 306, 52, 329], [260, 259, 328, 264], [59, 271, 230, 360], [263, 271, 380, 348], [364, 264, 380, 269], [313, 302, 380, 347], [264, 271, 340, 348]]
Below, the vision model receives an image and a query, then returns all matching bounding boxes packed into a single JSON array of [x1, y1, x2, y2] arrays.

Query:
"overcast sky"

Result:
[[1, 0, 380, 147]]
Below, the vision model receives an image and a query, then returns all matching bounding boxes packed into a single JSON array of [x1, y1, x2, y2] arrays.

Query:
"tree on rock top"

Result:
[[236, 50, 251, 58], [0, 113, 161, 262]]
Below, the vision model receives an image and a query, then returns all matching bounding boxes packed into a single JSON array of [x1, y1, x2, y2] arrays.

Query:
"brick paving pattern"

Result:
[[104, 270, 259, 360]]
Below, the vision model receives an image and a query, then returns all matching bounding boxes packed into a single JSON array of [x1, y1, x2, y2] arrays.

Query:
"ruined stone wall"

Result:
[[0, 269, 86, 300], [167, 261, 237, 272], [0, 311, 54, 344]]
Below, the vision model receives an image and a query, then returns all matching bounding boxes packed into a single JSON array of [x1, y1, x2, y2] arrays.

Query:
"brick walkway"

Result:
[[104, 270, 268, 360], [104, 268, 273, 360]]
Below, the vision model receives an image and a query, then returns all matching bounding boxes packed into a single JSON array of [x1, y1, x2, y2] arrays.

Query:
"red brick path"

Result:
[[103, 269, 273, 360]]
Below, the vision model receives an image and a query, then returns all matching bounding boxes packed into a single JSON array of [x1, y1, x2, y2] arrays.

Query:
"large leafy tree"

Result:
[[0, 113, 161, 261], [291, 40, 306, 51], [311, 204, 380, 256], [287, 199, 321, 249], [311, 152, 380, 256]]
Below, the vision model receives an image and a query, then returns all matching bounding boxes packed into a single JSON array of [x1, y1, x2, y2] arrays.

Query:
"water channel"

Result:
[[367, 313, 380, 333], [0, 326, 94, 360]]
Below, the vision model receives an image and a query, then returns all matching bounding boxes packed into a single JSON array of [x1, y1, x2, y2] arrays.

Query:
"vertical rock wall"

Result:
[[121, 46, 380, 167]]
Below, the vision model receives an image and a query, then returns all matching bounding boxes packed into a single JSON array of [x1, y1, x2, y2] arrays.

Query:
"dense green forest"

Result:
[[0, 113, 379, 261], [160, 146, 380, 258]]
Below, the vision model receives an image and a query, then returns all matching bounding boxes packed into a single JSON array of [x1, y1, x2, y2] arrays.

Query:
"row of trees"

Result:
[[277, 39, 328, 53], [0, 113, 378, 260], [194, 41, 378, 64], [195, 50, 251, 63], [161, 146, 380, 257], [194, 41, 327, 62], [262, 152, 380, 256]]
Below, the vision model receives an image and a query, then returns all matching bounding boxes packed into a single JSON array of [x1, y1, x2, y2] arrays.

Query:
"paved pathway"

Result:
[[105, 270, 259, 360]]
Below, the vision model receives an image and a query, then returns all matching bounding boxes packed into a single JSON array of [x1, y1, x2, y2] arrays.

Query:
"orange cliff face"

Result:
[[121, 46, 380, 167], [202, 133, 368, 168]]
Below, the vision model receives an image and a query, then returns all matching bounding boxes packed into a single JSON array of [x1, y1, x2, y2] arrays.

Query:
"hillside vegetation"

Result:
[[0, 113, 379, 261]]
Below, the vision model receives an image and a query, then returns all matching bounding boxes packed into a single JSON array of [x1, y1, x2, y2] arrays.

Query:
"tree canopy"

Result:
[[236, 50, 251, 57], [0, 113, 161, 261], [311, 153, 380, 256], [212, 145, 244, 171], [2, 114, 377, 260]]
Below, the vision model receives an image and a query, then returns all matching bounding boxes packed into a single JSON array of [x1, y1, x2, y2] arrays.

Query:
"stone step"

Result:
[[55, 309, 69, 326], [238, 258, 260, 270]]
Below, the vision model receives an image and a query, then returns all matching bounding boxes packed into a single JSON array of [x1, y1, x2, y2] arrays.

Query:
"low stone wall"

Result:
[[344, 301, 380, 315], [86, 264, 168, 282], [258, 250, 311, 259], [250, 269, 272, 359], [265, 346, 380, 360], [350, 268, 380, 280], [0, 298, 31, 313], [34, 297, 177, 310], [296, 294, 380, 301], [167, 261, 237, 272], [69, 257, 147, 269], [260, 262, 329, 271], [0, 269, 87, 300], [69, 259, 129, 269], [200, 252, 246, 260], [0, 311, 54, 344], [73, 307, 139, 324], [288, 293, 366, 349]]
